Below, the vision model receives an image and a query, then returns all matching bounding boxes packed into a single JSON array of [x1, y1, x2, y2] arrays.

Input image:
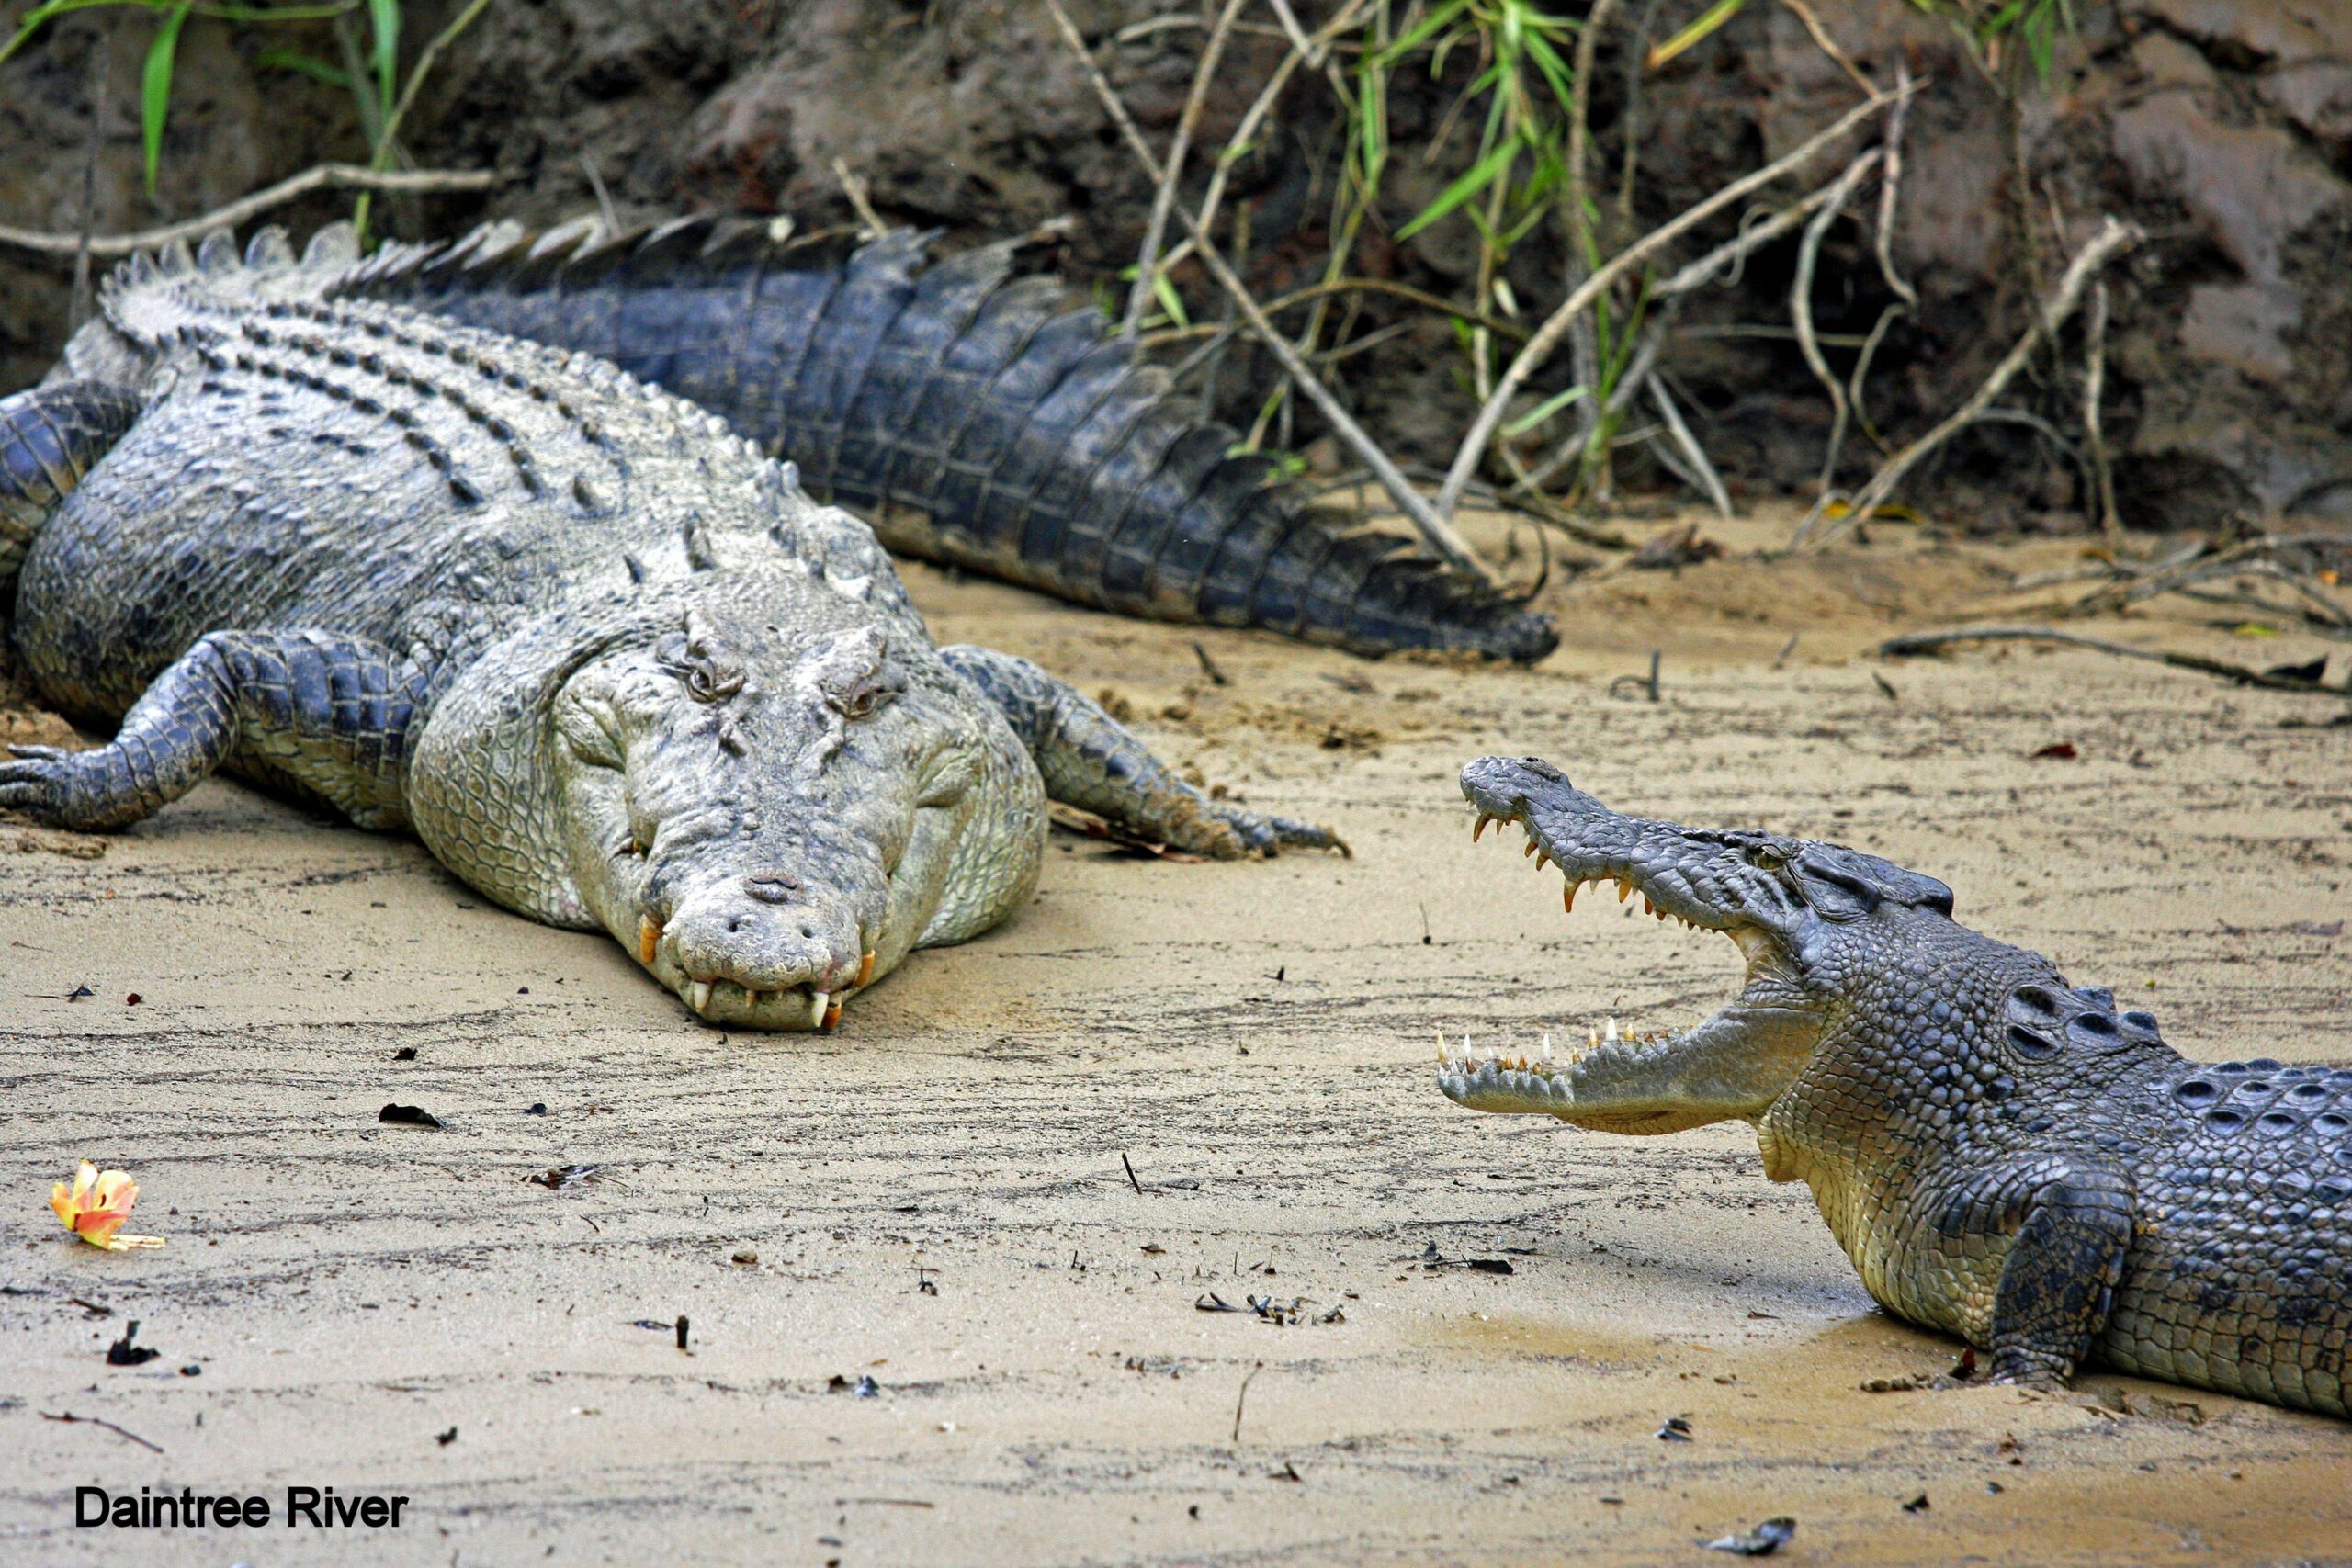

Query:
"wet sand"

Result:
[[3, 519, 2349, 1565]]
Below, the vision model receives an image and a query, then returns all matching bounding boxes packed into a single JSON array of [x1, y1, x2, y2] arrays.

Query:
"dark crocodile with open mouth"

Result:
[[0, 224, 1340, 1030], [1438, 755, 2351, 1417]]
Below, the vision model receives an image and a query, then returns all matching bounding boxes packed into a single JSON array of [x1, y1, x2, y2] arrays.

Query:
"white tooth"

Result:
[[686, 980, 713, 1012], [808, 990, 829, 1027], [1604, 1015, 1620, 1043], [1537, 1031, 1553, 1065]]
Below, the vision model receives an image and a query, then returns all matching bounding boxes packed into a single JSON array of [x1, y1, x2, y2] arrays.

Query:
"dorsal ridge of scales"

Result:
[[104, 220, 823, 543]]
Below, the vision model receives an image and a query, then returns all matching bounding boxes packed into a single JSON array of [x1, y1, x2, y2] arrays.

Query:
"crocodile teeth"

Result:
[[857, 951, 876, 987], [1473, 814, 1497, 842], [808, 990, 829, 1029], [639, 916, 662, 966], [1564, 881, 1577, 914], [686, 979, 714, 1013]]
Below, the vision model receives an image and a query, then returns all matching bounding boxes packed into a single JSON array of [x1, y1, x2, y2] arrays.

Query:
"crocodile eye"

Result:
[[1749, 845, 1787, 872], [837, 684, 894, 720]]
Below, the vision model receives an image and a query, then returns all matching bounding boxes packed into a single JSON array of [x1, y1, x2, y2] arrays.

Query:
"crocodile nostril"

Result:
[[743, 873, 799, 904]]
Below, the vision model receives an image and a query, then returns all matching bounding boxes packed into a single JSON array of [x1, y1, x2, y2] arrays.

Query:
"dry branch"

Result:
[[1873, 61, 1919, 309], [0, 164, 503, 258], [1040, 0, 1500, 583], [1124, 0, 1249, 340], [1792, 214, 2141, 550], [2084, 278, 2122, 547], [1647, 372, 1732, 519], [1435, 81, 1916, 519], [1879, 624, 2346, 699], [1790, 148, 1882, 498]]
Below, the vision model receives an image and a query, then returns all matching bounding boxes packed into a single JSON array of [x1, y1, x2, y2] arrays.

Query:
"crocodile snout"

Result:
[[657, 874, 871, 1028]]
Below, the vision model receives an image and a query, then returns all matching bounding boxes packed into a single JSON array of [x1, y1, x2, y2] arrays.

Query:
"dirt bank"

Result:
[[3, 522, 2348, 1564], [6, 1, 2352, 527]]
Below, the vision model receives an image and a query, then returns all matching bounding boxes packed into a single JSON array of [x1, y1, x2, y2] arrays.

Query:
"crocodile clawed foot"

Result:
[[1208, 805, 1351, 860], [1984, 1348, 2075, 1392], [0, 747, 74, 820]]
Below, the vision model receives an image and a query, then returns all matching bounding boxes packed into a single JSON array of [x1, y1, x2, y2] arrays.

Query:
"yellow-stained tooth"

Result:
[[1534, 850, 1552, 872], [1563, 882, 1577, 914], [1617, 877, 1634, 903], [1474, 814, 1497, 842], [1522, 839, 1537, 859], [639, 916, 662, 966]]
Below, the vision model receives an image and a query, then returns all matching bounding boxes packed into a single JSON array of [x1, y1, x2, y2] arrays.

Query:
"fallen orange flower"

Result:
[[49, 1161, 164, 1251]]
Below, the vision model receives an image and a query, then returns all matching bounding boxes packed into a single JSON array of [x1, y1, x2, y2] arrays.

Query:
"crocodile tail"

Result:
[[339, 218, 1558, 661]]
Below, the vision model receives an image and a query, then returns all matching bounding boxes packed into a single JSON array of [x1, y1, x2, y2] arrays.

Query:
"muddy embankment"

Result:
[[2, 0, 2349, 536]]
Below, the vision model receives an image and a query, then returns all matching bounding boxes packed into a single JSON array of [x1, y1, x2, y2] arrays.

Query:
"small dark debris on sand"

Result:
[[105, 1321, 159, 1367]]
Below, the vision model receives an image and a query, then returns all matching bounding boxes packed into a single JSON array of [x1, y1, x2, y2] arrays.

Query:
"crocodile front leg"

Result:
[[1922, 1160, 2136, 1388], [0, 630, 429, 831], [1984, 1167, 2136, 1386], [0, 380, 141, 584], [938, 645, 1345, 860]]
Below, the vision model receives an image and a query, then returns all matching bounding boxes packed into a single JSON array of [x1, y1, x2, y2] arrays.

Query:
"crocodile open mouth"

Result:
[[1434, 777, 1801, 1131]]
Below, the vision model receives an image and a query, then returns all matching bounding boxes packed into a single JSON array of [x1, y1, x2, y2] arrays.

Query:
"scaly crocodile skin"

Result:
[[5, 224, 1340, 1030], [1438, 756, 2351, 1417], [329, 216, 1558, 662]]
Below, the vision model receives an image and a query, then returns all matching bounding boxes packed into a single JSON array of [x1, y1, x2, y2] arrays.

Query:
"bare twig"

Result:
[[1124, 0, 1249, 340], [1879, 624, 2346, 699], [41, 1410, 163, 1453], [1778, 0, 1878, 96], [1794, 215, 2141, 549], [1846, 301, 1903, 452], [1173, 0, 1376, 269], [378, 0, 496, 162], [1043, 0, 1499, 582], [1436, 81, 1916, 519], [351, 0, 498, 243], [1141, 276, 1533, 348], [579, 152, 619, 234], [1647, 372, 1732, 519], [1561, 0, 1621, 475], [1873, 61, 1919, 309], [1790, 148, 1882, 505], [831, 157, 886, 240], [2084, 278, 2122, 548], [1233, 1361, 1265, 1443], [0, 164, 503, 258]]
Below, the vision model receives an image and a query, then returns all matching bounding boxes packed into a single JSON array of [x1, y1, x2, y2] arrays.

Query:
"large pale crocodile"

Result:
[[324, 215, 1557, 663], [0, 225, 1340, 1029], [1438, 755, 2352, 1417]]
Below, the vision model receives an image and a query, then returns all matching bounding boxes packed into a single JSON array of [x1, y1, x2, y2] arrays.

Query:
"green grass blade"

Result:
[[1645, 0, 1744, 70], [1149, 269, 1190, 331], [368, 0, 398, 121], [1504, 383, 1587, 437], [1397, 137, 1518, 241], [255, 44, 349, 86], [141, 1, 193, 196]]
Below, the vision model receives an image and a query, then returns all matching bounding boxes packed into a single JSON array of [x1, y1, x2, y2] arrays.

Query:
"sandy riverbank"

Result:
[[4, 517, 2349, 1565]]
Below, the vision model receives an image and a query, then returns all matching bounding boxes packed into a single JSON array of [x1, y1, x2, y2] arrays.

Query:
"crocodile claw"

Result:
[[0, 748, 74, 818], [1207, 805, 1351, 860]]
